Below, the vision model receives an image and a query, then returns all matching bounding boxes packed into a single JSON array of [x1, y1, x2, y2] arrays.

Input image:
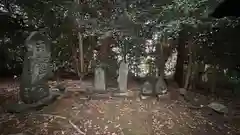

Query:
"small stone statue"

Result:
[[140, 81, 154, 99]]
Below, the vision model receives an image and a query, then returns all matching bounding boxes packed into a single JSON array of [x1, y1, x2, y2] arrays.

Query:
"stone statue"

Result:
[[4, 30, 64, 113], [19, 31, 52, 104]]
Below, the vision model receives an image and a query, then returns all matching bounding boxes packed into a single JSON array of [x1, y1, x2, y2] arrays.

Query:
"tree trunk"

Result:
[[155, 36, 170, 77], [189, 62, 198, 90], [188, 36, 198, 90], [78, 32, 84, 73], [98, 32, 114, 83], [74, 0, 84, 80], [154, 37, 170, 95], [123, 40, 127, 63], [71, 44, 81, 78], [155, 42, 161, 77], [84, 36, 97, 73], [174, 28, 186, 88], [210, 66, 217, 94], [159, 39, 165, 77], [99, 32, 112, 64], [184, 40, 192, 89], [184, 72, 190, 89]]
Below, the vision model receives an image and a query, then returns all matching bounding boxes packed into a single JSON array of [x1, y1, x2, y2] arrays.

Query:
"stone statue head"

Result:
[[25, 31, 50, 54]]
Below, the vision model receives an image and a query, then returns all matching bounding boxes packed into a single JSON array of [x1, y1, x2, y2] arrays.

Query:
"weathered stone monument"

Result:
[[94, 67, 106, 91], [5, 30, 63, 113], [19, 31, 52, 104], [117, 62, 128, 92]]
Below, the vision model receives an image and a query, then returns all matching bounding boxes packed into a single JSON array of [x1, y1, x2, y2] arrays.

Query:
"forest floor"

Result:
[[0, 78, 240, 135]]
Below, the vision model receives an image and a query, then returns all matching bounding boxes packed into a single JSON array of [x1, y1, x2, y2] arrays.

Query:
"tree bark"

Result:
[[74, 0, 84, 80], [188, 35, 198, 90], [189, 62, 198, 90], [99, 32, 112, 64], [159, 38, 165, 77], [154, 36, 171, 94], [155, 41, 161, 77], [78, 32, 84, 73], [184, 40, 193, 89], [155, 36, 171, 77], [210, 66, 217, 94], [84, 36, 97, 73], [71, 44, 81, 78], [174, 27, 186, 88], [97, 32, 115, 83]]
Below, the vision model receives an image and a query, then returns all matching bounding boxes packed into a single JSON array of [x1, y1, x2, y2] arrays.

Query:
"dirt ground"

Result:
[[0, 78, 239, 135]]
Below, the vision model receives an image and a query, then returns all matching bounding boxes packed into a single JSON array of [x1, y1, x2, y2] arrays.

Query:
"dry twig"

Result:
[[68, 120, 86, 135], [164, 100, 178, 109], [39, 114, 86, 135]]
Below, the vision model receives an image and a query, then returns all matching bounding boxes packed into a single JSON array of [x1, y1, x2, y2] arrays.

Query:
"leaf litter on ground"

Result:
[[0, 80, 239, 135]]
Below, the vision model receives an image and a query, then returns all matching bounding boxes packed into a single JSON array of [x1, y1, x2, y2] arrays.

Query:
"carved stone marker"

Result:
[[4, 31, 64, 113], [94, 67, 106, 91], [19, 31, 52, 104], [117, 62, 128, 92]]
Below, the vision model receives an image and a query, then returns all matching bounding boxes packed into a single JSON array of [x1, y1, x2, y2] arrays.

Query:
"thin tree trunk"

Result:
[[189, 37, 197, 90], [154, 37, 169, 95], [155, 42, 161, 76], [174, 29, 186, 88], [84, 36, 97, 73], [210, 66, 217, 94], [73, 47, 81, 78], [74, 0, 83, 80], [78, 32, 84, 73], [123, 40, 127, 63], [155, 36, 169, 77], [189, 62, 198, 90], [159, 37, 165, 77], [184, 40, 193, 89], [98, 32, 113, 83], [99, 32, 112, 64]]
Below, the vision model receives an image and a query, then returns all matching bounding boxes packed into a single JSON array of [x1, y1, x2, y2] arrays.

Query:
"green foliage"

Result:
[[1, 0, 240, 84]]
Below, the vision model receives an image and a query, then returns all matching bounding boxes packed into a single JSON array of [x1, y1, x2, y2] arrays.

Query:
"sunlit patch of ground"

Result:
[[0, 79, 239, 135]]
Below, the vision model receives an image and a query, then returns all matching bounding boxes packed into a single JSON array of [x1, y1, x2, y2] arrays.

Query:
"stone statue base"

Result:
[[4, 91, 64, 113]]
